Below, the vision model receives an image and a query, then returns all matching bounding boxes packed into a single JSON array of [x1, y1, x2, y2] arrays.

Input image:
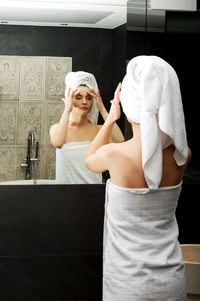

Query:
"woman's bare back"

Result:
[[107, 140, 191, 189]]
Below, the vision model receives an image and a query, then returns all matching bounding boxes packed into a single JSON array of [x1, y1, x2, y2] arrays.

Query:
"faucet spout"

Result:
[[21, 131, 39, 183], [28, 131, 35, 146], [26, 131, 35, 180]]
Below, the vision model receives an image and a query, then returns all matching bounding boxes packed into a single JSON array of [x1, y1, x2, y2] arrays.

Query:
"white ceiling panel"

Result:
[[0, 0, 128, 28]]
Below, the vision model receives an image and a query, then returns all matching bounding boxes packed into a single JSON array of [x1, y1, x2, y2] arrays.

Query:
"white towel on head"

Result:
[[65, 71, 99, 124], [120, 55, 188, 189]]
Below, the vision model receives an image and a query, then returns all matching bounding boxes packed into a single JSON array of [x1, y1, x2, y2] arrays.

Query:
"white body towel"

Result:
[[103, 180, 186, 301], [56, 142, 102, 184]]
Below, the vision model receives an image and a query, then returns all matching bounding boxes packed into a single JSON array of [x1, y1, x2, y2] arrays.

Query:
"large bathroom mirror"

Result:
[[0, 0, 127, 184], [1, 0, 199, 184], [146, 0, 200, 179], [127, 0, 200, 181]]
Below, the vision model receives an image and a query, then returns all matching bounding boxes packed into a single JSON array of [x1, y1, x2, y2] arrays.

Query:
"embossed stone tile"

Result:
[[0, 147, 16, 182], [44, 144, 56, 179], [19, 56, 46, 101], [0, 55, 19, 100], [0, 101, 18, 145], [1, 55, 72, 182], [45, 101, 64, 143], [18, 101, 45, 144], [46, 57, 72, 101], [16, 144, 44, 180]]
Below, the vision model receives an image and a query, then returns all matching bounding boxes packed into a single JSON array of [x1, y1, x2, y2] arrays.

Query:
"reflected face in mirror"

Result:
[[72, 86, 93, 117]]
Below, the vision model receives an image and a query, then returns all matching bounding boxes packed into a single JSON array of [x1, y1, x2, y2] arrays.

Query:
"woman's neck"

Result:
[[69, 112, 90, 127]]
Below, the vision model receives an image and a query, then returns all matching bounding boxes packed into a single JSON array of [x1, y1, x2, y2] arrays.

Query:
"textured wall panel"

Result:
[[0, 54, 72, 182], [0, 147, 16, 182], [19, 56, 46, 101], [44, 144, 56, 179], [0, 56, 19, 101], [45, 101, 64, 143], [0, 101, 18, 145], [18, 101, 45, 144], [46, 57, 72, 101]]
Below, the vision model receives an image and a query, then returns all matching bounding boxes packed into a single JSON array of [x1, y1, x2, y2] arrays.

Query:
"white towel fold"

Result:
[[120, 55, 188, 189], [65, 71, 99, 124]]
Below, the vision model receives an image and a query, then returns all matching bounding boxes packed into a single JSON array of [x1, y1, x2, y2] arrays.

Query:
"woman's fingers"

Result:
[[67, 87, 71, 97], [72, 89, 78, 98], [115, 82, 121, 96], [88, 89, 97, 98], [113, 82, 121, 104]]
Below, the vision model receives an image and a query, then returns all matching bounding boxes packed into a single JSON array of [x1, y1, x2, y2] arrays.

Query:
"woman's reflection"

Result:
[[50, 71, 124, 184]]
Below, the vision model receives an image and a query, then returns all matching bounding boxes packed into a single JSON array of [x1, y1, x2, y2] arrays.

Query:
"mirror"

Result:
[[0, 0, 127, 184], [126, 0, 200, 180], [146, 1, 200, 179]]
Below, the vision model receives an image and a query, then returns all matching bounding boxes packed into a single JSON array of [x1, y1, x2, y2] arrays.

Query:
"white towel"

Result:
[[65, 71, 99, 124], [56, 142, 102, 184], [120, 55, 188, 189]]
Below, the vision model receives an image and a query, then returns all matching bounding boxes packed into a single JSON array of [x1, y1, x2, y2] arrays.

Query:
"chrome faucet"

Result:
[[29, 130, 35, 146], [20, 131, 39, 184], [26, 131, 34, 179]]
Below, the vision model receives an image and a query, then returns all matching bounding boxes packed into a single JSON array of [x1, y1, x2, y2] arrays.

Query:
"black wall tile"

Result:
[[0, 24, 126, 122], [0, 255, 102, 301], [0, 184, 105, 256]]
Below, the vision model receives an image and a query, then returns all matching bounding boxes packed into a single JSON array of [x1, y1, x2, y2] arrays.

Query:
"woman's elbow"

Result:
[[85, 157, 95, 172], [50, 138, 63, 149], [85, 157, 90, 169]]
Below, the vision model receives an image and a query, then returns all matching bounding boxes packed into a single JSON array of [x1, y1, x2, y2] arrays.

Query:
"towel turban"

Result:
[[65, 71, 99, 124], [120, 55, 188, 189]]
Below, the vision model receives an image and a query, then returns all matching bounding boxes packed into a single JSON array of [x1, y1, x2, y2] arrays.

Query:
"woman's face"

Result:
[[72, 86, 93, 115]]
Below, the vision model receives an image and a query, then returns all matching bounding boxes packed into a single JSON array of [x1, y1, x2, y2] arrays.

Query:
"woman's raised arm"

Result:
[[49, 88, 76, 148], [89, 85, 124, 143], [85, 83, 122, 172]]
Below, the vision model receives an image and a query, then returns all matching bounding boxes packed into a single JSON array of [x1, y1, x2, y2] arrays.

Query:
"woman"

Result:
[[50, 71, 124, 184], [85, 56, 191, 300]]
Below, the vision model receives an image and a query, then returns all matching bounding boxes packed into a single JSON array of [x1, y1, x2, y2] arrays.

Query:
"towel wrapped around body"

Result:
[[56, 141, 102, 184], [103, 180, 186, 301]]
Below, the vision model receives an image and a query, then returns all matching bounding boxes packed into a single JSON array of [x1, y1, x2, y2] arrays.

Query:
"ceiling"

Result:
[[0, 0, 128, 29], [0, 0, 197, 31]]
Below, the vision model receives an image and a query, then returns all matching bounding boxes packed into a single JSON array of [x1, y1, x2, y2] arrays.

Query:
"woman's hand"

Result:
[[96, 90, 105, 113], [88, 89, 106, 113], [61, 88, 76, 112], [106, 82, 121, 124]]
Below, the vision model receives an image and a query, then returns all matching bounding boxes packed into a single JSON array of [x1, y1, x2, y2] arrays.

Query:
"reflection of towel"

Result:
[[56, 142, 102, 184], [120, 55, 188, 189], [65, 71, 99, 124]]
